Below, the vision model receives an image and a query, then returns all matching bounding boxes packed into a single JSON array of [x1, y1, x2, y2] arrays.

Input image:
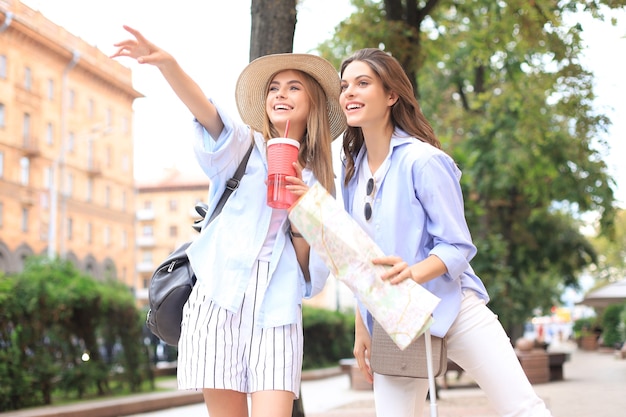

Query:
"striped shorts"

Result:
[[177, 260, 303, 397]]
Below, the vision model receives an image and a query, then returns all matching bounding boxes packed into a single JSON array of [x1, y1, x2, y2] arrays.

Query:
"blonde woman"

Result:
[[112, 26, 345, 417]]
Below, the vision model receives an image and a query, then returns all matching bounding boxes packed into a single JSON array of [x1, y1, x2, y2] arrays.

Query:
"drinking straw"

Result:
[[284, 120, 290, 138]]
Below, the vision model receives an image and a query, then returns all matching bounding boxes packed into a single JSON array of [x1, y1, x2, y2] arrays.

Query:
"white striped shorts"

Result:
[[177, 260, 303, 397]]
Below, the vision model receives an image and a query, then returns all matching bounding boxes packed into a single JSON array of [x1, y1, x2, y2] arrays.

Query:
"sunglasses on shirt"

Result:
[[364, 177, 374, 221]]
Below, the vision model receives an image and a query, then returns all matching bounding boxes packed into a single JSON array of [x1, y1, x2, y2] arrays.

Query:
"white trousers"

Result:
[[373, 290, 552, 417]]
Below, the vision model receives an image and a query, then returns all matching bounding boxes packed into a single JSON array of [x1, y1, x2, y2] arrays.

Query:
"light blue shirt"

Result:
[[186, 100, 330, 328], [341, 128, 489, 338]]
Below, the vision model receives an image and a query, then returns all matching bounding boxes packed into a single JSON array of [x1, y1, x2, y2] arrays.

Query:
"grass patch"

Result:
[[49, 375, 176, 406]]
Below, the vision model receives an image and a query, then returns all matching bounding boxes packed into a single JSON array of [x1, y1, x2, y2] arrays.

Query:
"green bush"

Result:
[[0, 257, 152, 411], [619, 308, 626, 347], [301, 305, 355, 369], [601, 303, 626, 349], [0, 257, 357, 411]]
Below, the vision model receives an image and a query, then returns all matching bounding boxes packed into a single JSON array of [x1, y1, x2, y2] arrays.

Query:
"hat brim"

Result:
[[235, 53, 346, 141]]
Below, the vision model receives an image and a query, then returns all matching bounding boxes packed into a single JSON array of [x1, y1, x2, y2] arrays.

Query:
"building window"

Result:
[[43, 166, 52, 189], [121, 191, 126, 211], [20, 157, 30, 185], [0, 103, 5, 127], [68, 131, 75, 152], [0, 202, 3, 228], [122, 230, 127, 248], [142, 251, 153, 263], [67, 217, 73, 241], [169, 199, 178, 212], [21, 208, 28, 232], [46, 122, 54, 145], [122, 116, 128, 133], [22, 113, 31, 144], [105, 146, 112, 168], [105, 186, 111, 207], [86, 178, 93, 202], [104, 226, 111, 246], [69, 89, 75, 109], [142, 225, 153, 237], [24, 67, 32, 91], [122, 154, 130, 172], [48, 79, 54, 100], [0, 152, 4, 178], [66, 173, 73, 197], [169, 225, 178, 237], [86, 222, 92, 244], [144, 201, 152, 210], [0, 55, 6, 79], [88, 98, 94, 119], [106, 107, 112, 128]]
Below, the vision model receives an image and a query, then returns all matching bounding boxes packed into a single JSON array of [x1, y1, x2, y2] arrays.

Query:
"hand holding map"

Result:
[[288, 183, 441, 350]]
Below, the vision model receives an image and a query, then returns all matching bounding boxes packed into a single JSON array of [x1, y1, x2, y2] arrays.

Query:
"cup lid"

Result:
[[267, 138, 300, 148]]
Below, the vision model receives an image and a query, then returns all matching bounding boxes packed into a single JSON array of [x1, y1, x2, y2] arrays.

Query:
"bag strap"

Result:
[[205, 130, 255, 225]]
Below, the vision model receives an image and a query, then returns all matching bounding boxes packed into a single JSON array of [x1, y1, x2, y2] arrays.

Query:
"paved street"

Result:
[[125, 347, 626, 417]]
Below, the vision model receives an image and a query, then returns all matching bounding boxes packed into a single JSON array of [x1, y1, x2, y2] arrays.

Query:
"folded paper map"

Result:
[[289, 183, 441, 350]]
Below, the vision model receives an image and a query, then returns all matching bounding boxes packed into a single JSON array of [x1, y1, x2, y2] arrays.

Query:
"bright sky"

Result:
[[21, 1, 626, 207]]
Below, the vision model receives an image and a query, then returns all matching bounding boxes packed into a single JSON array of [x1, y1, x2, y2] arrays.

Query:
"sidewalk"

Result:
[[304, 347, 626, 417], [2, 348, 625, 417]]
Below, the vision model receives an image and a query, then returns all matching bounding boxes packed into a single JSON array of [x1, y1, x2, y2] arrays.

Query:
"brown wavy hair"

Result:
[[262, 70, 335, 194], [340, 48, 441, 185]]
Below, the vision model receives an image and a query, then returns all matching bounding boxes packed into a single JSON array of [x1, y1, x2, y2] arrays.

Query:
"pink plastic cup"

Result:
[[267, 138, 300, 209]]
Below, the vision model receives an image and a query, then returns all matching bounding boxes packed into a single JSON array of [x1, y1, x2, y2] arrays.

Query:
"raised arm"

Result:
[[111, 25, 224, 139]]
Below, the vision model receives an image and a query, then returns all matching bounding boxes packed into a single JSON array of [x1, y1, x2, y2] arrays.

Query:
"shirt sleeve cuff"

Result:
[[430, 244, 470, 280]]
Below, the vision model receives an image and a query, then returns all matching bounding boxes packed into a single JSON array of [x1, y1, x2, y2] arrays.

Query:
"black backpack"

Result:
[[146, 241, 196, 346], [145, 140, 253, 345]]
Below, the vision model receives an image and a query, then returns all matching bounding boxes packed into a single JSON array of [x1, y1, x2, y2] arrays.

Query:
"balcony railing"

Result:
[[136, 261, 155, 273], [136, 236, 156, 248], [86, 159, 102, 177], [21, 136, 40, 156], [136, 208, 155, 221]]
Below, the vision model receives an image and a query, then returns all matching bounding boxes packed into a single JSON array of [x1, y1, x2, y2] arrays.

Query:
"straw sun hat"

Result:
[[235, 53, 346, 140]]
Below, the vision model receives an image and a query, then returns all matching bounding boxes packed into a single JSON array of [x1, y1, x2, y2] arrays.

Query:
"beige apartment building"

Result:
[[0, 0, 348, 312], [0, 2, 141, 289], [135, 169, 209, 304]]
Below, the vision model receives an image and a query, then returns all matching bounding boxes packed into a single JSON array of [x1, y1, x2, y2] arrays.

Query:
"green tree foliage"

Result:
[[589, 208, 626, 283], [318, 0, 624, 337], [0, 257, 151, 411]]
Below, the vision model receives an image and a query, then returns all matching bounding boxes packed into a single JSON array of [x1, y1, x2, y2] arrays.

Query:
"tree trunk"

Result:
[[250, 0, 297, 60], [249, 1, 303, 414], [382, 0, 443, 98]]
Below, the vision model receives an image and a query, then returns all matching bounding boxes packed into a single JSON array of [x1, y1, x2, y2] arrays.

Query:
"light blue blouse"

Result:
[[341, 128, 489, 338], [186, 100, 330, 328]]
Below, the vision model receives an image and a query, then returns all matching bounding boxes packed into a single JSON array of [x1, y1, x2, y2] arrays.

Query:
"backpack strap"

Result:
[[198, 129, 255, 228], [206, 140, 254, 224]]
